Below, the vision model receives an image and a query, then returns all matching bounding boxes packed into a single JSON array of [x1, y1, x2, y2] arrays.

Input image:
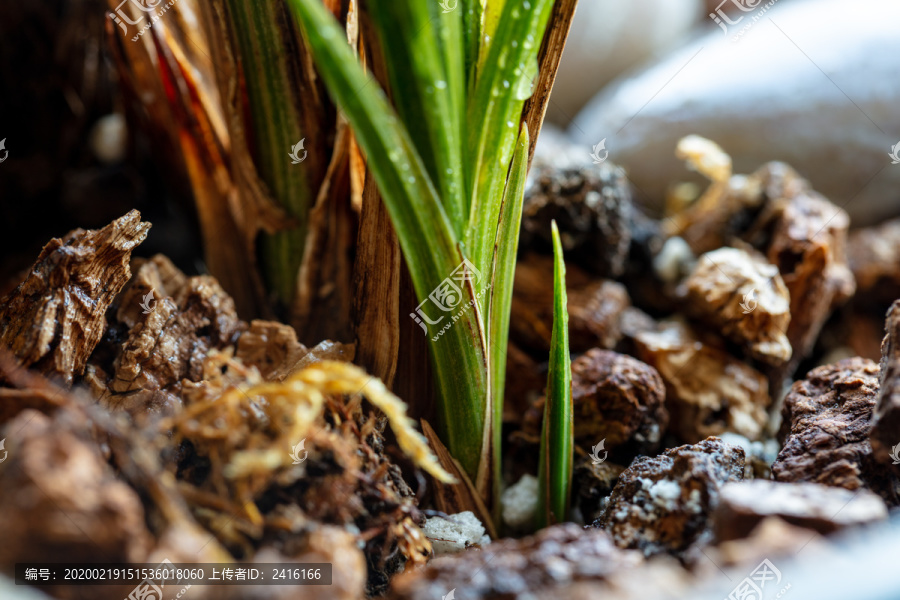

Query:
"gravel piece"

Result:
[[749, 164, 856, 383], [86, 255, 245, 423], [848, 218, 900, 305], [522, 155, 632, 278], [592, 437, 745, 557], [0, 409, 152, 564], [713, 480, 888, 542], [501, 474, 539, 532], [423, 511, 491, 555], [525, 350, 667, 459], [390, 523, 643, 600], [773, 357, 900, 505], [511, 253, 630, 353]]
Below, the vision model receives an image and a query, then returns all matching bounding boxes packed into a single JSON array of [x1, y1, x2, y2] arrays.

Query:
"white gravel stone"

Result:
[[423, 511, 490, 555]]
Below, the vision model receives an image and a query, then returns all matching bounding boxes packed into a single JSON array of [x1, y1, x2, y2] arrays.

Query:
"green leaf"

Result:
[[464, 0, 555, 313], [488, 123, 528, 514], [287, 0, 490, 482], [461, 0, 483, 91], [224, 0, 316, 304], [367, 1, 466, 233], [537, 220, 573, 528]]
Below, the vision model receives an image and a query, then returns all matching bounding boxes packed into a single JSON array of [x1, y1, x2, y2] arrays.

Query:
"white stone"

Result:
[[501, 474, 539, 531], [423, 511, 490, 555]]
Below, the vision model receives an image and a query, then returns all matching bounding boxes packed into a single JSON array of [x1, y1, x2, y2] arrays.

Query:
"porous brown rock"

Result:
[[870, 300, 900, 466], [679, 247, 792, 365], [389, 523, 643, 600], [713, 480, 888, 542], [634, 320, 771, 442], [0, 210, 150, 385], [0, 409, 152, 565], [511, 253, 630, 353], [526, 350, 667, 460], [773, 357, 899, 505], [522, 155, 632, 278], [593, 437, 745, 557]]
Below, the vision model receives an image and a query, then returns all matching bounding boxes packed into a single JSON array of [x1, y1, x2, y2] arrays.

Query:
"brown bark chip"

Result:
[[389, 523, 643, 600], [0, 210, 150, 385], [871, 300, 900, 466], [87, 256, 245, 422], [773, 357, 900, 505], [713, 480, 887, 542], [749, 165, 855, 380], [634, 320, 771, 442], [679, 247, 792, 366], [592, 437, 745, 557]]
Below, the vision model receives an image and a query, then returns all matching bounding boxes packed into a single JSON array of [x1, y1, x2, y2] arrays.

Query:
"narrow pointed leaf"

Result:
[[537, 220, 572, 528], [488, 123, 529, 513]]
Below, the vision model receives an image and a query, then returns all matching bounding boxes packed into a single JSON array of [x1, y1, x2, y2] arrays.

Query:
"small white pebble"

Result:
[[501, 474, 539, 531], [423, 511, 489, 555], [653, 236, 695, 283]]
